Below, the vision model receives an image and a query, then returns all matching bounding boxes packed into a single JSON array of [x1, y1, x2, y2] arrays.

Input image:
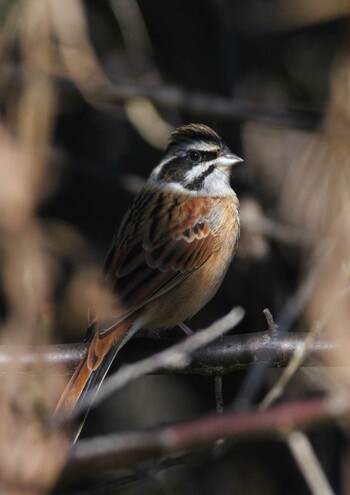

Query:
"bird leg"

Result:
[[178, 321, 194, 336]]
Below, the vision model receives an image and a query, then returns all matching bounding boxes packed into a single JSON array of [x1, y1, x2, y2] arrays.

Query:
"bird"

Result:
[[55, 123, 242, 440]]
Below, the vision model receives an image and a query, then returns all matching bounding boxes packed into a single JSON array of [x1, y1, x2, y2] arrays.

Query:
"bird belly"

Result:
[[144, 211, 239, 329]]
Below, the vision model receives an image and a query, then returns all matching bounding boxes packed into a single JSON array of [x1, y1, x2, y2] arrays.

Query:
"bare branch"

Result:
[[0, 331, 346, 377], [68, 392, 350, 471], [70, 307, 245, 419], [93, 81, 321, 130], [0, 66, 321, 131], [232, 268, 319, 410]]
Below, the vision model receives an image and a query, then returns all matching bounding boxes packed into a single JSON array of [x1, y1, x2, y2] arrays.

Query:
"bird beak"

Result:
[[217, 150, 243, 168]]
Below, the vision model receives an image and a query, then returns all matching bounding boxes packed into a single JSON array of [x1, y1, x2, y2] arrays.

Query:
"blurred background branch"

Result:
[[0, 66, 322, 131], [68, 391, 350, 471]]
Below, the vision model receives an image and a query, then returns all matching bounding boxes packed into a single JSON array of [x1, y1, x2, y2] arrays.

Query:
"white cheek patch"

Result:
[[147, 144, 235, 197], [183, 162, 214, 183], [149, 180, 191, 194], [148, 166, 233, 197], [160, 181, 189, 193]]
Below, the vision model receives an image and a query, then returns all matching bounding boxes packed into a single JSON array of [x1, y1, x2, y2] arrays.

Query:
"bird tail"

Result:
[[55, 313, 141, 442]]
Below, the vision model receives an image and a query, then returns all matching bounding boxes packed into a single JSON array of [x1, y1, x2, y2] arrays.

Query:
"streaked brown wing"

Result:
[[101, 189, 220, 330]]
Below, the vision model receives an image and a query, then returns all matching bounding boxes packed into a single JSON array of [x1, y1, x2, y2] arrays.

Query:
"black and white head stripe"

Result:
[[158, 144, 220, 186], [148, 123, 242, 197], [166, 123, 225, 152]]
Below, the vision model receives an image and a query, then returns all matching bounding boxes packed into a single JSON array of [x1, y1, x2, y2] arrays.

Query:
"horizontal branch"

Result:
[[68, 391, 350, 470], [0, 331, 345, 376], [95, 81, 321, 130], [0, 66, 321, 130]]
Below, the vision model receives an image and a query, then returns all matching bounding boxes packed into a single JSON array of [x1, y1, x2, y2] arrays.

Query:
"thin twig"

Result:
[[263, 308, 278, 337], [287, 431, 335, 495], [258, 292, 350, 495], [259, 286, 350, 410], [58, 451, 212, 494], [214, 377, 224, 413], [259, 324, 323, 410], [232, 267, 319, 411], [68, 307, 245, 420]]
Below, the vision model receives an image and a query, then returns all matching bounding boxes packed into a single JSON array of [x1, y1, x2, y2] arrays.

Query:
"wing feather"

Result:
[[99, 189, 221, 334]]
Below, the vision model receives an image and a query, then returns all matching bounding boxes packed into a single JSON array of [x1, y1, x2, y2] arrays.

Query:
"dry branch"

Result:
[[68, 391, 350, 471], [0, 331, 345, 376], [93, 81, 321, 130], [0, 66, 321, 131], [71, 307, 245, 418]]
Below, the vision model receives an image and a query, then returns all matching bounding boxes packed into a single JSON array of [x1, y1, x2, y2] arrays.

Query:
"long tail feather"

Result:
[[55, 314, 142, 442]]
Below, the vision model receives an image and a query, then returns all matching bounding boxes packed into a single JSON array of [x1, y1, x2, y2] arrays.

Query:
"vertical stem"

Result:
[[214, 376, 224, 413]]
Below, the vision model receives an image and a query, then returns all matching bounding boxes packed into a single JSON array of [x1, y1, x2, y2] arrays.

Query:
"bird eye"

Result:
[[189, 150, 201, 163]]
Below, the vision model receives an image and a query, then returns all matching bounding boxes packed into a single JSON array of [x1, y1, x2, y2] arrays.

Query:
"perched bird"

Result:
[[56, 123, 242, 439]]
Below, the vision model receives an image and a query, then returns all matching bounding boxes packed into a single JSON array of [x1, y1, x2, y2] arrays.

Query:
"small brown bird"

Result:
[[56, 124, 242, 439]]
